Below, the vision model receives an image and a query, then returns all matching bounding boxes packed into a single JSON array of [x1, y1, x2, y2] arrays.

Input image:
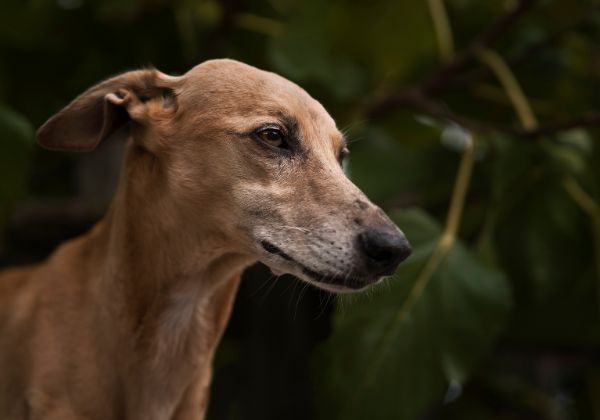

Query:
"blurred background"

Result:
[[1, 0, 600, 418]]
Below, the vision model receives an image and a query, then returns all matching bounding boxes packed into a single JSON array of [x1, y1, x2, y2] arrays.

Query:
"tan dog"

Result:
[[0, 59, 411, 420]]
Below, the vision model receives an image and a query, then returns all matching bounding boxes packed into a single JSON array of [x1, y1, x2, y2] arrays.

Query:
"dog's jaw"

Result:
[[257, 239, 381, 293]]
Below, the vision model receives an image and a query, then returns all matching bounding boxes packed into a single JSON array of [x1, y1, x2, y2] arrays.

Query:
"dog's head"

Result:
[[37, 59, 410, 292]]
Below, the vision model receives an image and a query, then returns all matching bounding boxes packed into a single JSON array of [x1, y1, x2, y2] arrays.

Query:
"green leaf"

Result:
[[487, 134, 534, 203], [441, 124, 471, 152], [315, 209, 512, 420], [346, 124, 456, 204], [496, 174, 593, 305], [267, 3, 366, 101], [542, 139, 589, 176], [0, 104, 34, 228], [493, 172, 600, 346], [268, 0, 436, 99], [542, 128, 594, 176]]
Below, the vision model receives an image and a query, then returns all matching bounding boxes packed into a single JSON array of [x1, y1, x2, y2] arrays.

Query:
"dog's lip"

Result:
[[259, 240, 377, 290], [300, 266, 375, 290]]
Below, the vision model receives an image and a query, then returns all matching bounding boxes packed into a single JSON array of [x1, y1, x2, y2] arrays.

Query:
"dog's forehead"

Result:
[[185, 59, 305, 97], [182, 59, 340, 137]]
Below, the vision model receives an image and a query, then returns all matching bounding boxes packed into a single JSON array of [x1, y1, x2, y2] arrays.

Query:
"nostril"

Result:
[[362, 239, 393, 262], [358, 229, 411, 273]]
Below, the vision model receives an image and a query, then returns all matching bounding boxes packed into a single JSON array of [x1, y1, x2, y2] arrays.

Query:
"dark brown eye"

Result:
[[256, 128, 286, 148]]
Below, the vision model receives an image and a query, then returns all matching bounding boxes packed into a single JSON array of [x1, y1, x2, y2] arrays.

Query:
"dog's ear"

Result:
[[36, 69, 180, 152]]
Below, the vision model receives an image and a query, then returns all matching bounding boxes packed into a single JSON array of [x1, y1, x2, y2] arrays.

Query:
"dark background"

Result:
[[1, 0, 600, 419]]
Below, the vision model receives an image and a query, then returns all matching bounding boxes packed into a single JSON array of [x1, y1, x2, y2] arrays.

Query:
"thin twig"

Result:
[[515, 114, 600, 137], [341, 135, 476, 417], [562, 177, 600, 310], [366, 0, 600, 138], [562, 177, 600, 217], [432, 11, 593, 94], [368, 89, 600, 138], [427, 0, 455, 62], [421, 0, 538, 96], [478, 48, 538, 131], [483, 45, 600, 313]]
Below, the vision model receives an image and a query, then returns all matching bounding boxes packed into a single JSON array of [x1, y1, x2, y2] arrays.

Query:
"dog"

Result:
[[0, 59, 411, 419]]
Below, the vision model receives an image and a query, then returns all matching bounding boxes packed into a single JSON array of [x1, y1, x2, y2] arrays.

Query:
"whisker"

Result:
[[345, 135, 367, 145], [258, 274, 281, 306], [293, 281, 311, 320], [248, 273, 275, 298], [286, 277, 300, 307], [339, 119, 367, 138], [314, 290, 333, 320]]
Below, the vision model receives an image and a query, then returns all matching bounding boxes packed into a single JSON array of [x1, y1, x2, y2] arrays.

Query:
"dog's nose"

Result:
[[358, 229, 411, 276]]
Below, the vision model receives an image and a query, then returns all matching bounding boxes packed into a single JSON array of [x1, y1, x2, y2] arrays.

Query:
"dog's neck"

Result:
[[91, 145, 254, 413]]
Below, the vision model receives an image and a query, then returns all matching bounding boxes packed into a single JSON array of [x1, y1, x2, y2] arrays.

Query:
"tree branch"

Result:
[[517, 113, 600, 138], [420, 0, 538, 96], [368, 91, 600, 138], [366, 0, 600, 138], [368, 0, 538, 119]]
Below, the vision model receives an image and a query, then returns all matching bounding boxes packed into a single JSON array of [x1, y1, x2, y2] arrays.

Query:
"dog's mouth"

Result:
[[259, 240, 377, 292]]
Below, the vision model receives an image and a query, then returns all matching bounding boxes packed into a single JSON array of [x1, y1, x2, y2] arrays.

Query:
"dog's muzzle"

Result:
[[260, 228, 411, 291]]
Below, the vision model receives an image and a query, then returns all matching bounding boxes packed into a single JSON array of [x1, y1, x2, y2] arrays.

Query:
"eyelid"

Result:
[[338, 146, 349, 163], [257, 123, 285, 133]]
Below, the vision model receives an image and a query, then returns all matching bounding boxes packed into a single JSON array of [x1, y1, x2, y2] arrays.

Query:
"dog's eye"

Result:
[[256, 128, 286, 148], [339, 146, 350, 164]]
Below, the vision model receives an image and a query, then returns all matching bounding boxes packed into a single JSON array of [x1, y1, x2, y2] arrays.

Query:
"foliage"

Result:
[[1, 0, 599, 418], [317, 209, 512, 420], [0, 104, 34, 230]]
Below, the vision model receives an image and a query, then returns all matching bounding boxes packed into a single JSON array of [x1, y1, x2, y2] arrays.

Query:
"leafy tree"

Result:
[[1, 0, 599, 418]]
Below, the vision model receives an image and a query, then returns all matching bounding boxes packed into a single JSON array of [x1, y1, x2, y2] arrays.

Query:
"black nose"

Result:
[[358, 229, 411, 276]]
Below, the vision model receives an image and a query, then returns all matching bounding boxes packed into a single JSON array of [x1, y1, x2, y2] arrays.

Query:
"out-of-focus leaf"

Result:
[[542, 137, 591, 176], [498, 174, 590, 301], [539, 129, 593, 177], [441, 124, 472, 152], [495, 172, 599, 344], [268, 0, 438, 99], [557, 128, 593, 155], [0, 104, 34, 228], [268, 5, 366, 101], [415, 114, 443, 128], [326, 0, 436, 82], [347, 123, 457, 205], [315, 209, 512, 420], [475, 133, 536, 265], [488, 134, 534, 203], [346, 126, 428, 202]]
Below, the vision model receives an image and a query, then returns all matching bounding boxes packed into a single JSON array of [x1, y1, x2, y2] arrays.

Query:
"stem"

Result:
[[342, 135, 476, 415], [478, 48, 538, 130], [482, 47, 600, 312], [562, 176, 600, 309], [394, 134, 475, 323], [427, 0, 455, 62], [562, 176, 600, 217], [444, 134, 475, 239], [475, 47, 536, 263], [233, 13, 284, 36], [397, 134, 475, 322], [422, 0, 538, 95]]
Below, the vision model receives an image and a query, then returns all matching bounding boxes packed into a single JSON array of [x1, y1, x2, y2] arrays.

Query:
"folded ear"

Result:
[[36, 69, 179, 152]]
